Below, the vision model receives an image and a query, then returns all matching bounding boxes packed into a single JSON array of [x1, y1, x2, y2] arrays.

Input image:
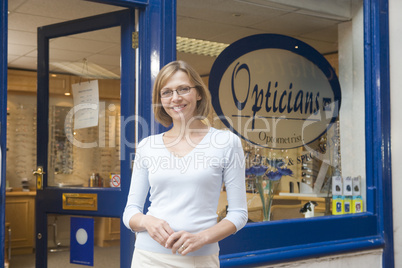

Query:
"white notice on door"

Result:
[[72, 80, 99, 130]]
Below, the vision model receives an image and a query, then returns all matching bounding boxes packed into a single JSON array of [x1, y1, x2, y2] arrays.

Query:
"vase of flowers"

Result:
[[246, 159, 293, 221]]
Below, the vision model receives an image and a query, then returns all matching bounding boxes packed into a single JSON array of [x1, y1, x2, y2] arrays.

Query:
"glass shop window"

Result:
[[6, 27, 122, 191], [47, 98, 121, 188], [194, 0, 365, 223], [6, 75, 122, 191], [45, 27, 122, 189]]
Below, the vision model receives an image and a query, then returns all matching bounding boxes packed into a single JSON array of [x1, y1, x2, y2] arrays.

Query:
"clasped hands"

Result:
[[142, 215, 206, 255]]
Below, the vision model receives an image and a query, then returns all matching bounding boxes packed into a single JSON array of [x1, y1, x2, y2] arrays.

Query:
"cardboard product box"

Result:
[[332, 195, 344, 215], [332, 175, 343, 195], [343, 176, 353, 196], [352, 196, 364, 213], [352, 176, 361, 196], [343, 196, 352, 214]]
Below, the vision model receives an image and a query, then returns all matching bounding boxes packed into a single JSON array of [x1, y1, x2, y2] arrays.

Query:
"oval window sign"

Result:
[[209, 34, 341, 149]]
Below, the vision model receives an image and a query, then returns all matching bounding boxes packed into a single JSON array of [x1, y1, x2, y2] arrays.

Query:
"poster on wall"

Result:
[[72, 80, 99, 130], [209, 34, 341, 149], [70, 217, 94, 266]]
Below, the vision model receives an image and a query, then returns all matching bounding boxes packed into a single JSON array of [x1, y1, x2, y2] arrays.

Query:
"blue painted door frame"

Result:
[[0, 0, 7, 267], [90, 1, 176, 266], [365, 0, 394, 266], [34, 1, 176, 267], [0, 0, 175, 267], [36, 10, 136, 267]]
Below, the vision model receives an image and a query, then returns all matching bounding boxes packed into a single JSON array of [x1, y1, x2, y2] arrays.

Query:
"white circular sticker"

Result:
[[76, 228, 88, 245]]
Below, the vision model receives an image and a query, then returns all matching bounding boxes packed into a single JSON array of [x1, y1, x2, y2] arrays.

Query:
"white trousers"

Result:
[[131, 248, 220, 268]]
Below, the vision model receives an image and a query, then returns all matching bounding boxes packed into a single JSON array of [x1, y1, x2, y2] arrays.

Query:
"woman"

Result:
[[123, 60, 248, 267]]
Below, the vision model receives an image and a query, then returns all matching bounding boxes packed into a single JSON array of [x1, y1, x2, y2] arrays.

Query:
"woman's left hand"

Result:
[[165, 231, 207, 255]]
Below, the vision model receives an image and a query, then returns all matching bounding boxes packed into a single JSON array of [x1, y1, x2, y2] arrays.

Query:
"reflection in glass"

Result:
[[47, 101, 121, 188], [213, 110, 337, 222], [47, 26, 121, 188]]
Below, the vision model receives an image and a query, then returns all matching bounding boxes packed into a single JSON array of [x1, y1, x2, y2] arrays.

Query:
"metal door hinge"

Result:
[[132, 32, 138, 49]]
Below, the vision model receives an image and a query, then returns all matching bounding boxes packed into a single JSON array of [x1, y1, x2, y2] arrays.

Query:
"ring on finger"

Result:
[[180, 244, 186, 250]]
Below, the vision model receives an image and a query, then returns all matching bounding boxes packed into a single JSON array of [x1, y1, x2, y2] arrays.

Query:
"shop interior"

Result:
[[4, 0, 364, 267]]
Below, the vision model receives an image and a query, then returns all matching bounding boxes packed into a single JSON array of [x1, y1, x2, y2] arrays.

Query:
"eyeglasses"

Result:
[[160, 86, 196, 98]]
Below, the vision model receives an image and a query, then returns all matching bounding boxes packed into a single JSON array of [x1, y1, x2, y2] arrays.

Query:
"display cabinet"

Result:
[[5, 191, 36, 255], [94, 217, 121, 247]]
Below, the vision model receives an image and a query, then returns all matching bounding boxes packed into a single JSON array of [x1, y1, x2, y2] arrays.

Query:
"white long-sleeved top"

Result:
[[123, 127, 248, 256]]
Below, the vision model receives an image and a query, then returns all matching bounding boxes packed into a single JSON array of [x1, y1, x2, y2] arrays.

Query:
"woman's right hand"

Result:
[[140, 215, 175, 246]]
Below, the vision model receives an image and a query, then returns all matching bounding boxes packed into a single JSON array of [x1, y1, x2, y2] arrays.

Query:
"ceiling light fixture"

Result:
[[176, 37, 229, 57], [132, 35, 229, 58]]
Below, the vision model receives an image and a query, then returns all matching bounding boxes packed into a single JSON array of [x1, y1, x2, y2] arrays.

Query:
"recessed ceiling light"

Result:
[[176, 37, 229, 57], [132, 35, 229, 58]]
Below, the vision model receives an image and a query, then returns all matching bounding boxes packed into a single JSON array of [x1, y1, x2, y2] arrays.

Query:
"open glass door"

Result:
[[35, 9, 135, 267]]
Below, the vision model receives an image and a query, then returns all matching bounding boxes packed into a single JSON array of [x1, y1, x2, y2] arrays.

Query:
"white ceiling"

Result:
[[7, 0, 352, 77]]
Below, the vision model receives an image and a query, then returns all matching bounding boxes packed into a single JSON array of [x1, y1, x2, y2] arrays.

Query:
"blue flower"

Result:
[[277, 167, 293, 176], [265, 168, 293, 181], [246, 165, 268, 176], [265, 170, 282, 181]]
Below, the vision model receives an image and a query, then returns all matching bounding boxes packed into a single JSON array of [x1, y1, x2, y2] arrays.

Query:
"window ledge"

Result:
[[220, 236, 384, 267]]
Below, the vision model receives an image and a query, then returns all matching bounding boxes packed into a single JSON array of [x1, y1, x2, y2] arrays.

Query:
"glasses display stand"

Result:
[[6, 102, 37, 189], [6, 96, 121, 189], [47, 102, 121, 188]]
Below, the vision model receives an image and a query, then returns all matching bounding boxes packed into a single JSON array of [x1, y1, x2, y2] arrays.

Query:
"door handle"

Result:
[[33, 167, 45, 190]]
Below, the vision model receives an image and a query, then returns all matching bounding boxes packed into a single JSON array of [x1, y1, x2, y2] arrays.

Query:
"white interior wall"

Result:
[[338, 3, 366, 206]]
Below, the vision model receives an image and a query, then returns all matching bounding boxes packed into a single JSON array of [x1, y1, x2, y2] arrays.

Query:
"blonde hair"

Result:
[[152, 60, 212, 127]]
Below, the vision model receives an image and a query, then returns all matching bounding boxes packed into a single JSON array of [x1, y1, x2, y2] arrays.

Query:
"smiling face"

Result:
[[153, 61, 212, 127], [160, 70, 202, 125]]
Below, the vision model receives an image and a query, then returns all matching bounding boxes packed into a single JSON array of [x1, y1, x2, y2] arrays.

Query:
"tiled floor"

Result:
[[9, 246, 120, 268]]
